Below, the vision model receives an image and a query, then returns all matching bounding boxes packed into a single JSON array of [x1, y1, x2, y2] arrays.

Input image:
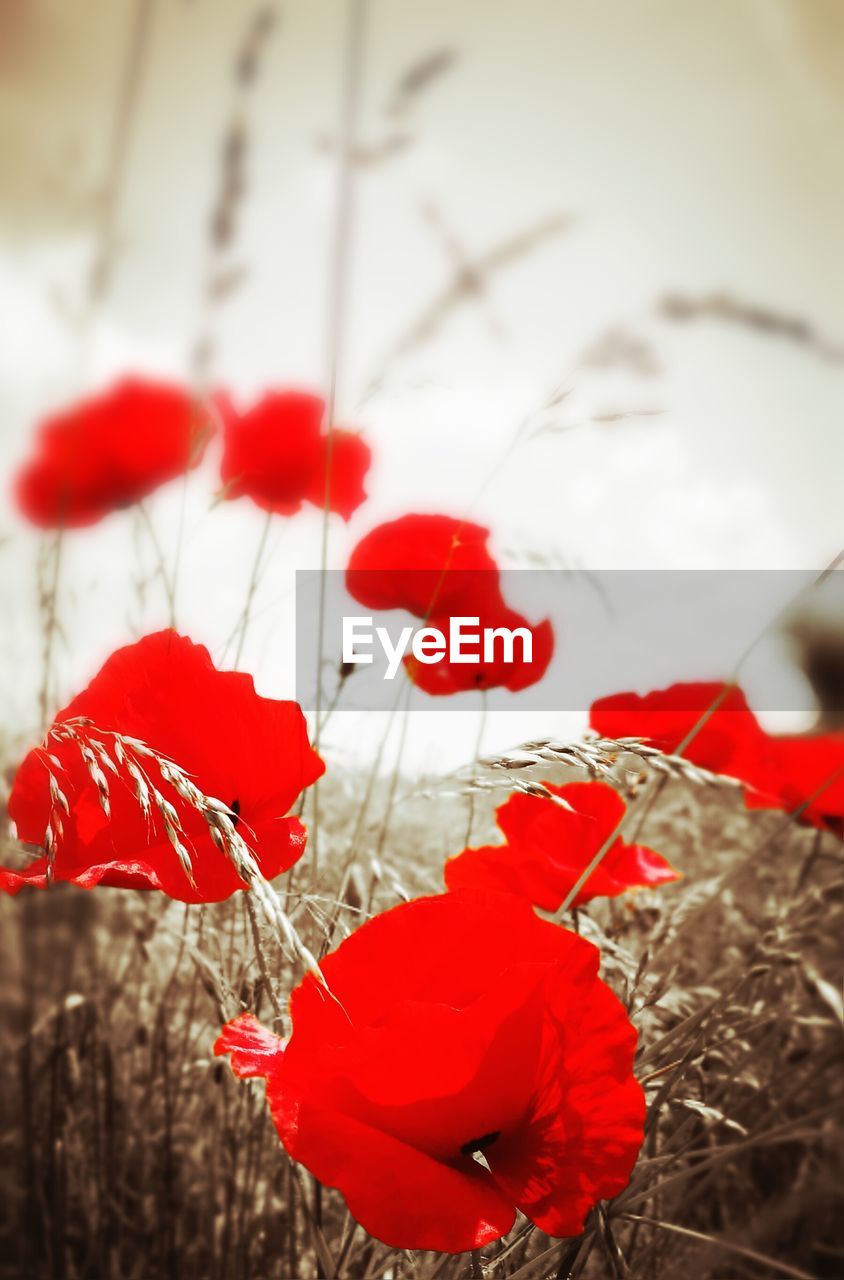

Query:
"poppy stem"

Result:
[[137, 502, 177, 620], [464, 689, 489, 847], [470, 1248, 484, 1277], [340, 665, 411, 880], [232, 510, 273, 669], [375, 678, 414, 859], [555, 1231, 593, 1279], [38, 527, 64, 731], [168, 474, 190, 629]]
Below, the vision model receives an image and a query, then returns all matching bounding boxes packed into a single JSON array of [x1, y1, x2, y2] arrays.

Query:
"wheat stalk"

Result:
[[476, 735, 745, 794], [35, 718, 327, 987]]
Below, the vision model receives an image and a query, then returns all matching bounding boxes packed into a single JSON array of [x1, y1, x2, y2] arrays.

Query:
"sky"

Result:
[[1, 0, 842, 773]]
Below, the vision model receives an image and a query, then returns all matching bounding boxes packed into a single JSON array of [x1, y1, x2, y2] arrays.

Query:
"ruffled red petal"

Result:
[[3, 631, 323, 902], [446, 781, 678, 909], [490, 976, 645, 1236], [407, 609, 554, 696], [217, 891, 644, 1252], [290, 889, 574, 1035], [590, 682, 767, 774], [347, 515, 554, 694], [215, 1012, 286, 1078], [0, 856, 50, 895], [282, 1103, 515, 1252], [346, 514, 500, 617], [445, 843, 564, 911], [752, 732, 844, 835]]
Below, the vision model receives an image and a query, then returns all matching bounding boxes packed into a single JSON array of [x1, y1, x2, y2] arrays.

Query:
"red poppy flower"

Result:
[[1, 631, 324, 902], [406, 604, 555, 696], [590, 683, 844, 836], [216, 890, 645, 1253], [744, 732, 844, 836], [219, 390, 370, 520], [347, 515, 554, 694], [346, 514, 501, 617], [14, 378, 213, 528], [445, 781, 678, 909], [591, 683, 770, 778]]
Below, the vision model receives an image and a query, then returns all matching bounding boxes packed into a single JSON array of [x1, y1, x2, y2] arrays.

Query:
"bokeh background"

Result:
[[1, 0, 843, 770]]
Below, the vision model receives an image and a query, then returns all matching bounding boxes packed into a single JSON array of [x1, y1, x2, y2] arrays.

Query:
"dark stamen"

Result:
[[231, 798, 241, 828], [460, 1130, 500, 1157]]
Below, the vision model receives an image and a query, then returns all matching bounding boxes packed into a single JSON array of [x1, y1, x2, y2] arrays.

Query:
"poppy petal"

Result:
[[346, 514, 500, 616], [445, 844, 563, 912], [220, 892, 644, 1251], [219, 390, 370, 519], [490, 980, 645, 1236], [407, 610, 554, 696], [14, 379, 213, 528], [446, 782, 676, 910], [4, 631, 323, 903], [215, 1013, 286, 1078], [303, 430, 371, 520], [590, 683, 844, 836], [347, 515, 553, 694], [284, 1103, 516, 1253], [0, 856, 50, 895]]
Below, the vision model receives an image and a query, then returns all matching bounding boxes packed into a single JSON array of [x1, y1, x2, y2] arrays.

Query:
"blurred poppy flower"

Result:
[[590, 683, 768, 776], [216, 890, 645, 1253], [744, 732, 844, 836], [445, 781, 678, 908], [14, 379, 213, 528], [407, 603, 555, 695], [347, 514, 554, 693], [346, 514, 500, 616], [219, 390, 370, 520], [1, 631, 323, 902], [591, 682, 844, 836]]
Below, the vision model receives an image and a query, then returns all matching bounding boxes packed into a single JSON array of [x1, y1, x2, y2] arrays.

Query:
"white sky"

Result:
[[1, 0, 842, 773]]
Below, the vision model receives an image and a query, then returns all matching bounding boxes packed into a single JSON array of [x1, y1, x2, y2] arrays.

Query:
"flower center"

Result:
[[231, 798, 241, 828], [460, 1130, 500, 1157]]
